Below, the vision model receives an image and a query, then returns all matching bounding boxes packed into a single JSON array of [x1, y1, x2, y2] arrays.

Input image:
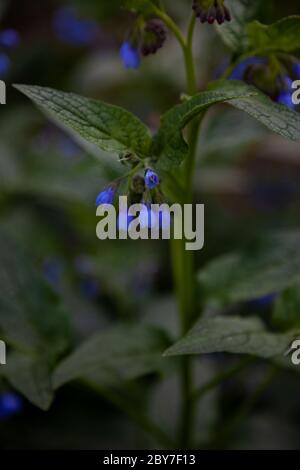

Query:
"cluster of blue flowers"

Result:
[[0, 28, 19, 77], [0, 392, 23, 420], [53, 7, 100, 46], [229, 56, 300, 111], [95, 168, 167, 230]]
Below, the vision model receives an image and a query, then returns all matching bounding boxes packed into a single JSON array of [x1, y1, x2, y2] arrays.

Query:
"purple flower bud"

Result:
[[120, 41, 140, 69], [0, 29, 20, 48], [192, 0, 231, 25], [95, 186, 115, 206], [141, 19, 167, 57], [144, 169, 160, 189]]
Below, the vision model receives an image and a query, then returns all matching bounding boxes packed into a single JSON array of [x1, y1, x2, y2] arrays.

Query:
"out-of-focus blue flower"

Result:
[[120, 41, 140, 69], [0, 393, 23, 420], [96, 186, 115, 206], [0, 53, 10, 77], [144, 169, 160, 189], [229, 56, 266, 80], [250, 179, 297, 212], [0, 29, 20, 48], [42, 257, 63, 290], [53, 7, 99, 46]]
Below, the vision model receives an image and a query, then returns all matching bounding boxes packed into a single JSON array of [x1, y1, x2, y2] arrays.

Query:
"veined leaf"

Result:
[[153, 81, 257, 169], [272, 285, 300, 332], [0, 232, 71, 357], [53, 324, 170, 389], [164, 316, 295, 359], [247, 16, 300, 54], [14, 85, 152, 158]]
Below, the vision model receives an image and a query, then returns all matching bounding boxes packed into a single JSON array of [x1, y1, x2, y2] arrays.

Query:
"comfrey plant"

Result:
[[8, 0, 300, 449]]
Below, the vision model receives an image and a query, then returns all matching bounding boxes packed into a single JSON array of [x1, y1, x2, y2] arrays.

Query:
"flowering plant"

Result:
[[1, 0, 300, 449]]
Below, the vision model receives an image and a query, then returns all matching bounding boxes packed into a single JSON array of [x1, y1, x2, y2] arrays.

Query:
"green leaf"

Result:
[[272, 285, 300, 332], [53, 324, 170, 390], [247, 16, 300, 54], [0, 232, 71, 357], [198, 232, 300, 304], [153, 81, 257, 169], [1, 352, 53, 410], [164, 316, 295, 359], [215, 0, 261, 52], [14, 85, 152, 158], [210, 80, 300, 144]]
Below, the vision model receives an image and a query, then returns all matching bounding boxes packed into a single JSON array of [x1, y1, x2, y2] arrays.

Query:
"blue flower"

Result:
[[144, 169, 160, 189], [53, 7, 99, 46], [248, 293, 278, 309], [120, 41, 140, 69], [96, 186, 115, 206], [277, 76, 296, 110], [0, 53, 10, 77], [0, 29, 20, 48], [0, 393, 23, 420], [229, 56, 266, 80]]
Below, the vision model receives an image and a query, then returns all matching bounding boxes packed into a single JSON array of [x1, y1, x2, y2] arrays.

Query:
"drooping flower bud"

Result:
[[144, 169, 160, 189], [192, 0, 231, 25], [141, 19, 167, 57], [95, 186, 116, 206], [120, 41, 141, 69]]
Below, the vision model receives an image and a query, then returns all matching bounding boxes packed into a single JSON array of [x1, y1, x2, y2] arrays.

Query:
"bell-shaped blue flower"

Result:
[[229, 56, 266, 80], [120, 41, 140, 69], [95, 186, 115, 206], [144, 169, 160, 189], [293, 62, 300, 79]]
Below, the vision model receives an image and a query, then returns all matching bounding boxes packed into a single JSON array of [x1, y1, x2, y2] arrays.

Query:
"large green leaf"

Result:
[[198, 232, 300, 304], [53, 324, 170, 389], [153, 81, 257, 169], [215, 0, 261, 52], [14, 85, 152, 158], [0, 232, 70, 357], [164, 316, 295, 358], [154, 80, 300, 169], [1, 352, 53, 410], [247, 16, 300, 54]]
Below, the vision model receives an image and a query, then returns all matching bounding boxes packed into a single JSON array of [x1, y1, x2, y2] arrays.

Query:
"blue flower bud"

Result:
[[0, 393, 23, 420], [144, 169, 160, 189], [0, 29, 20, 48], [0, 53, 10, 77], [120, 41, 140, 69], [95, 186, 115, 206], [229, 56, 266, 80]]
